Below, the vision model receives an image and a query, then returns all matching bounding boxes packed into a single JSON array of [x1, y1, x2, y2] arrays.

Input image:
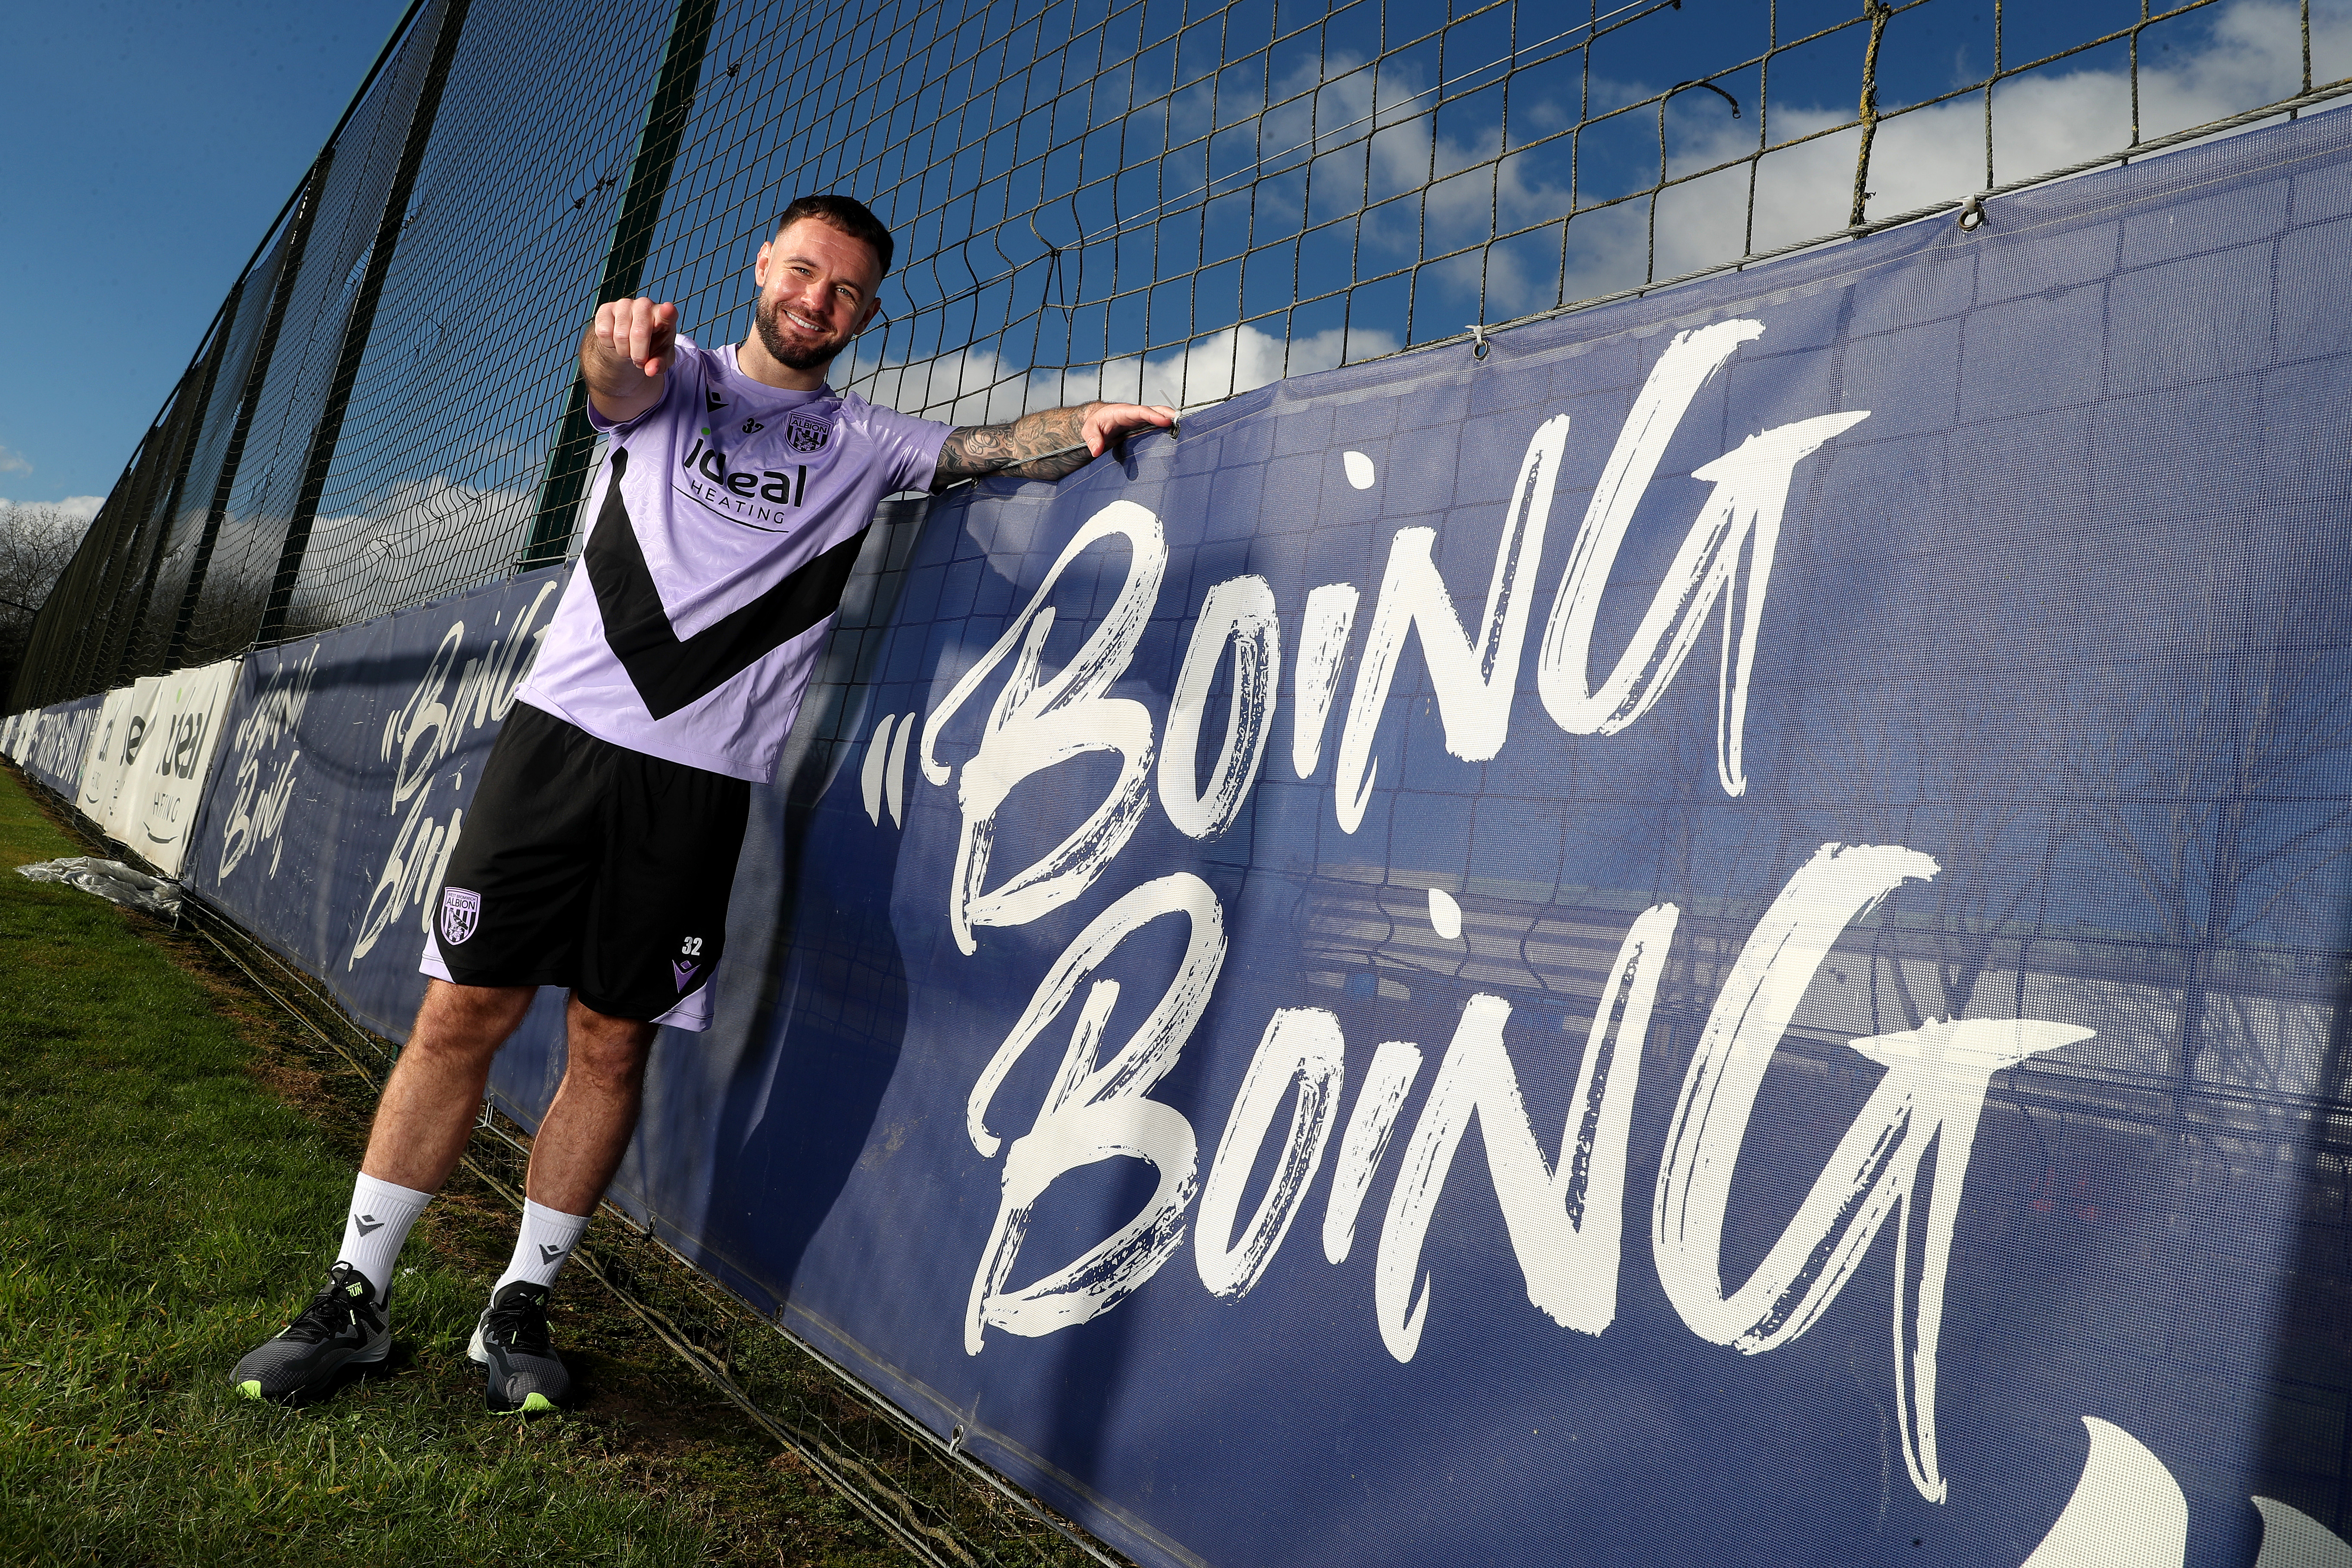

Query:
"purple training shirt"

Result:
[[517, 335, 952, 783]]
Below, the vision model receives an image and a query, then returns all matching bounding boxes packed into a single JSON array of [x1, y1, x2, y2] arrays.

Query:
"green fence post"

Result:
[[256, 0, 473, 647], [163, 159, 331, 669], [518, 0, 721, 571]]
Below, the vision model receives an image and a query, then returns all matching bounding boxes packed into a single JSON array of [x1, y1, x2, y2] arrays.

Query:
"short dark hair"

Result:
[[774, 194, 894, 279]]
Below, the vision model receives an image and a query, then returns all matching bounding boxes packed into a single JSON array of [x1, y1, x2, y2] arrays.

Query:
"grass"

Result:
[[0, 763, 906, 1566]]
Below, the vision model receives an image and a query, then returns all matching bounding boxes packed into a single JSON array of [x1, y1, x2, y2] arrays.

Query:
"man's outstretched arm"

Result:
[[932, 401, 1176, 490]]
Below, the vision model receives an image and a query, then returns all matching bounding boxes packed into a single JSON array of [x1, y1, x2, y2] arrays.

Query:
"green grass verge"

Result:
[[0, 764, 904, 1566]]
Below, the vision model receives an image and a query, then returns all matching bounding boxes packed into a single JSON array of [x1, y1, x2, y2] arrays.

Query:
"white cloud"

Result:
[[866, 0, 2340, 422], [309, 471, 537, 571], [0, 495, 101, 526], [1205, 0, 2348, 321], [1623, 0, 2351, 298], [852, 319, 1399, 425], [0, 446, 30, 478], [202, 472, 547, 631]]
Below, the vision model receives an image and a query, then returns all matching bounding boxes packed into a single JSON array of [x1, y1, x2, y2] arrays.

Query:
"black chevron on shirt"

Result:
[[585, 447, 868, 720]]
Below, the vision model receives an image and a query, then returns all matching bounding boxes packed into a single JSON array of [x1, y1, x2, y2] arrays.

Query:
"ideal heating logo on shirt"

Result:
[[677, 428, 809, 531]]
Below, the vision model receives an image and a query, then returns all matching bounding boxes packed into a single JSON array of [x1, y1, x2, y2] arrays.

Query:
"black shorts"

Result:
[[425, 702, 750, 1025]]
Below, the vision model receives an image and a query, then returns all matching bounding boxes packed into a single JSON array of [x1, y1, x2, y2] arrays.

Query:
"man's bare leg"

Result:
[[522, 995, 658, 1216], [361, 982, 656, 1210], [361, 978, 536, 1191], [470, 996, 658, 1413], [231, 977, 534, 1403]]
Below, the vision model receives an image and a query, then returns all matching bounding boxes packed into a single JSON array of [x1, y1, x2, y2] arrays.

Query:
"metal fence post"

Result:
[[109, 345, 224, 685], [518, 0, 720, 571], [164, 159, 331, 670], [257, 0, 472, 647]]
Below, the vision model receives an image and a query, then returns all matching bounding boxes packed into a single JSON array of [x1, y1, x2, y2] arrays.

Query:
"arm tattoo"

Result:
[[931, 404, 1100, 490]]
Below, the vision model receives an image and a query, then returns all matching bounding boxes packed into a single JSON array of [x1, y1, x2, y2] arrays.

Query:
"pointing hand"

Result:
[[594, 297, 679, 378]]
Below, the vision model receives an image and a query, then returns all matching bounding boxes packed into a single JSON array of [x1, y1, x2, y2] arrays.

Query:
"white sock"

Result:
[[494, 1200, 590, 1293], [337, 1172, 432, 1297]]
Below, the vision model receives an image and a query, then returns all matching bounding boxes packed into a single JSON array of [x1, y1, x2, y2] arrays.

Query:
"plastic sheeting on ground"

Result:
[[15, 857, 183, 918]]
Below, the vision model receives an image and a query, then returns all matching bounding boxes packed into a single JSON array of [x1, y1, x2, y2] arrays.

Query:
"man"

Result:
[[231, 193, 1174, 1411]]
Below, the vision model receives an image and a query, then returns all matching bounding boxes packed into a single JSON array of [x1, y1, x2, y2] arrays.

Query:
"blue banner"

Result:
[[179, 110, 2352, 1568], [631, 112, 2352, 1568], [17, 692, 103, 799], [186, 570, 573, 1097]]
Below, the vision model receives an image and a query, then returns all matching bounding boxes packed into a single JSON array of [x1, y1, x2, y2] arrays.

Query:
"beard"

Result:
[[756, 296, 848, 371]]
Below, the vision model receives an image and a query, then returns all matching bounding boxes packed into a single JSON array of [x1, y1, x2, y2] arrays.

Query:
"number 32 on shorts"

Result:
[[680, 936, 704, 956]]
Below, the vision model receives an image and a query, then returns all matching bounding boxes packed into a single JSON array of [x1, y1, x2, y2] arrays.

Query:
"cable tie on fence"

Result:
[[1665, 79, 1741, 119], [1025, 209, 1064, 258], [1958, 193, 1988, 232]]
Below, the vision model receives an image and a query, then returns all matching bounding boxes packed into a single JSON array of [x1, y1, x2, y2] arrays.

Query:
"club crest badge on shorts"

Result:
[[440, 887, 481, 946]]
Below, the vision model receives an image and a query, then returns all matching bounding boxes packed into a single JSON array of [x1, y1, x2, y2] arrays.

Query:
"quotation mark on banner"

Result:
[[862, 712, 917, 827]]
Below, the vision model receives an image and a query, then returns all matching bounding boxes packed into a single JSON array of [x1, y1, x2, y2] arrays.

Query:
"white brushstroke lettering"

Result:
[[922, 500, 1165, 955], [1160, 574, 1280, 839], [1321, 1039, 1422, 1267], [1653, 842, 2089, 1503], [1536, 322, 1868, 796], [1289, 583, 1359, 779], [2251, 1497, 2352, 1568], [2022, 1419, 2187, 1568], [884, 707, 913, 827], [964, 873, 1224, 1351], [861, 712, 897, 825], [350, 583, 555, 965], [1196, 1007, 1344, 1299], [1333, 415, 1570, 832], [1377, 904, 1678, 1359]]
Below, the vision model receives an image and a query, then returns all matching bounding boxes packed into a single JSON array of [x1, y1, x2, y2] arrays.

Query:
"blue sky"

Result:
[[3, 0, 2340, 514], [0, 0, 410, 514]]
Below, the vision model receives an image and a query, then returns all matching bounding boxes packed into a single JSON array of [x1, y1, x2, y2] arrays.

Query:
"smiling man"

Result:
[[230, 193, 1174, 1412]]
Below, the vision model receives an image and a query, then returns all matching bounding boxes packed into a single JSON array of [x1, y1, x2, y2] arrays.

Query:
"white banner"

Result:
[[126, 659, 240, 876], [75, 687, 139, 824], [99, 677, 165, 844]]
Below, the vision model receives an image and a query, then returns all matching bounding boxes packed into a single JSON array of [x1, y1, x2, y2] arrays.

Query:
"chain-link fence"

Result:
[[12, 0, 2350, 710], [12, 2, 2352, 1555]]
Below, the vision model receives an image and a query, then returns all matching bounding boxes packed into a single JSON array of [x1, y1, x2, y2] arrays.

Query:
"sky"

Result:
[[2, 0, 2343, 514], [858, 0, 2348, 425], [0, 0, 412, 518]]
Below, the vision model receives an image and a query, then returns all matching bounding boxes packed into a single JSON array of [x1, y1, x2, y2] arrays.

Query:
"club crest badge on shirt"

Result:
[[784, 409, 832, 454], [440, 887, 481, 945]]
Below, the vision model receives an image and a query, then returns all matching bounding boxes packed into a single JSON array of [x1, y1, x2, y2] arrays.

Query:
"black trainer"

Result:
[[231, 1262, 390, 1404], [469, 1281, 570, 1414]]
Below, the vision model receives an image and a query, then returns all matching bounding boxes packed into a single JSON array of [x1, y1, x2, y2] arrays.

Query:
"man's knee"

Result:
[[563, 999, 656, 1088], [412, 979, 534, 1066]]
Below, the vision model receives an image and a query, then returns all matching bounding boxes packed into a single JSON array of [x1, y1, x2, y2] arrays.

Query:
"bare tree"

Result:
[[2070, 575, 2352, 1109], [0, 503, 88, 701]]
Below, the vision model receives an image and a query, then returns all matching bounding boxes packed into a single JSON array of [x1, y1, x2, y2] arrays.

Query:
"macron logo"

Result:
[[538, 1243, 568, 1264], [354, 1215, 385, 1236]]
